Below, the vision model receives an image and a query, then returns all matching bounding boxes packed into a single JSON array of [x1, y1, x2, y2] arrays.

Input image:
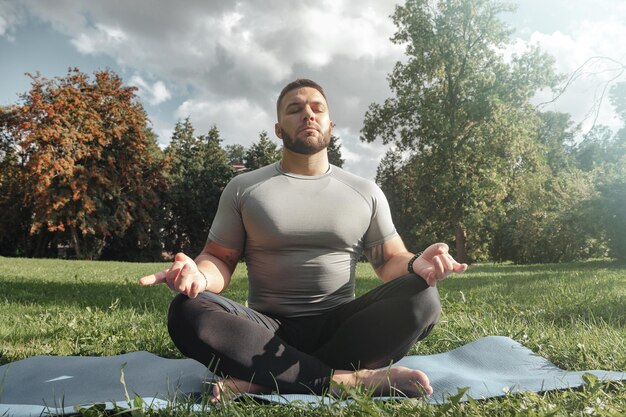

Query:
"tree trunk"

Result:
[[455, 224, 468, 264], [30, 230, 51, 258], [71, 226, 82, 259]]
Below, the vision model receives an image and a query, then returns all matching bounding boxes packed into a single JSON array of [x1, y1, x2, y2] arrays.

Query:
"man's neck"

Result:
[[280, 148, 330, 176]]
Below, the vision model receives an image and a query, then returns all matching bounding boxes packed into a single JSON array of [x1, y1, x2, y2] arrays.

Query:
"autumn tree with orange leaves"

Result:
[[10, 68, 167, 259]]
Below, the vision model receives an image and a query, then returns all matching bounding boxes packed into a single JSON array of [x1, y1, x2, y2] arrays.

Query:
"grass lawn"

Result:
[[1, 257, 624, 416]]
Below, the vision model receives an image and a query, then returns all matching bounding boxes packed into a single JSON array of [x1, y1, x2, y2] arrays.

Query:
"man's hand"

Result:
[[139, 252, 207, 298], [413, 243, 467, 286]]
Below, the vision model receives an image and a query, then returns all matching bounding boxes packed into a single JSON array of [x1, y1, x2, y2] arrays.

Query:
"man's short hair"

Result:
[[276, 79, 327, 119]]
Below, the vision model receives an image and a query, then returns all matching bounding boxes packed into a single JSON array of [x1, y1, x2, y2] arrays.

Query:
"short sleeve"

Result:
[[362, 182, 398, 248], [207, 179, 246, 251]]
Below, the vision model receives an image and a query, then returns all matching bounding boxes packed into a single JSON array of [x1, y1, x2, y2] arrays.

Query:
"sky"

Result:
[[1, 0, 625, 180]]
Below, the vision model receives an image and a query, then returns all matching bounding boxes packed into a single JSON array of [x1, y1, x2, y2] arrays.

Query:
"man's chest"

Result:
[[241, 182, 372, 249]]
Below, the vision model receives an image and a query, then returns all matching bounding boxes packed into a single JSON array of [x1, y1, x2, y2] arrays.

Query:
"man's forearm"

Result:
[[376, 252, 419, 282], [194, 253, 234, 293], [365, 235, 422, 283]]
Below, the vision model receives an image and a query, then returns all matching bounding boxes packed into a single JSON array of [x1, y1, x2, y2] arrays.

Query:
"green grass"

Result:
[[1, 257, 625, 416]]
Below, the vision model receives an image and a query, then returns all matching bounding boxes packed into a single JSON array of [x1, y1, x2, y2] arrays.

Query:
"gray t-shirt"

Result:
[[208, 162, 398, 317]]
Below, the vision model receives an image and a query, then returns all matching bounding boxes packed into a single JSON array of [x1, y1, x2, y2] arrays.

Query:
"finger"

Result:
[[454, 262, 468, 273], [139, 270, 167, 286], [436, 242, 449, 255], [175, 252, 190, 263], [421, 242, 448, 260], [433, 255, 445, 280], [166, 259, 187, 282], [174, 263, 189, 293], [440, 253, 454, 272], [188, 280, 201, 299]]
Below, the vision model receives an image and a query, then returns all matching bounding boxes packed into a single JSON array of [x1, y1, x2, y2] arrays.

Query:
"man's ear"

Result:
[[274, 123, 282, 139]]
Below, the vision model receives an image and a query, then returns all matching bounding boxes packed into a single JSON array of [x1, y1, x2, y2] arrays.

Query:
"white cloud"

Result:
[[129, 74, 171, 105], [511, 17, 626, 135], [0, 0, 23, 39], [3, 1, 401, 176], [334, 126, 389, 180], [175, 97, 275, 147], [10, 0, 625, 180], [0, 14, 8, 37], [71, 23, 127, 55]]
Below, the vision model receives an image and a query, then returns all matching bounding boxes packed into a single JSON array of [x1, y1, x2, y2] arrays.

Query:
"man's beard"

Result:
[[281, 127, 332, 155]]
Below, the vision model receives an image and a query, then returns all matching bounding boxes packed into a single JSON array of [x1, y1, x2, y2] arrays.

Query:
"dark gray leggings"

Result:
[[168, 273, 441, 394]]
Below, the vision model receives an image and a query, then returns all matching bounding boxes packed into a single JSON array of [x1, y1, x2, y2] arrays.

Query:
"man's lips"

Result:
[[298, 125, 319, 134]]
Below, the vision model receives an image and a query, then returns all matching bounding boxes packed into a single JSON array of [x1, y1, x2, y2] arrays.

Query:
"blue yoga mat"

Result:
[[0, 336, 624, 416]]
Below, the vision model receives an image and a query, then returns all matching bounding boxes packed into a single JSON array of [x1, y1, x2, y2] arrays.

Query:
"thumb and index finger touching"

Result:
[[422, 243, 468, 272], [138, 252, 193, 286]]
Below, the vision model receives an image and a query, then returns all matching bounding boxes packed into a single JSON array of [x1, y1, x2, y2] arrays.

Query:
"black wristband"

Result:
[[407, 252, 422, 274]]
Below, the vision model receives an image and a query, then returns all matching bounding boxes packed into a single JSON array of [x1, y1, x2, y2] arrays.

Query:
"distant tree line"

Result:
[[1, 0, 624, 264], [364, 0, 626, 263], [0, 69, 345, 260]]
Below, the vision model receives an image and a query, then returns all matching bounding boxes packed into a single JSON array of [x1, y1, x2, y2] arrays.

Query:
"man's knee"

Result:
[[168, 293, 194, 325], [168, 291, 226, 321], [391, 273, 441, 318], [407, 285, 440, 343], [167, 294, 193, 344]]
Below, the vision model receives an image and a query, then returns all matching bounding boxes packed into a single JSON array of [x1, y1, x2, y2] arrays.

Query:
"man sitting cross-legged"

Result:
[[139, 78, 467, 401]]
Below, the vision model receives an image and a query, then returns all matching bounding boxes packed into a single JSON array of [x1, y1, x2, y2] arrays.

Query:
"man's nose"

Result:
[[303, 106, 315, 120]]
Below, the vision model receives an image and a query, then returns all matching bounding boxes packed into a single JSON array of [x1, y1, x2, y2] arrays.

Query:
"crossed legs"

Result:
[[167, 273, 440, 398]]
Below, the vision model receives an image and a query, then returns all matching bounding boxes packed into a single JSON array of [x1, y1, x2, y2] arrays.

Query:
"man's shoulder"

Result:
[[330, 165, 382, 197], [228, 162, 281, 189]]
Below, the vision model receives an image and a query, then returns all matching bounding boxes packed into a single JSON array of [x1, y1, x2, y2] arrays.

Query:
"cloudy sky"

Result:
[[1, 0, 625, 180]]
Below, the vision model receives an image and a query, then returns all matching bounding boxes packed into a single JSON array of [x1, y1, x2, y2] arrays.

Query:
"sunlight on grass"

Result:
[[1, 256, 624, 415]]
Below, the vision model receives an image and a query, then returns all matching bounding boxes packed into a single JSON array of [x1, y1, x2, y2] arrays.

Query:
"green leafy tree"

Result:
[[10, 69, 166, 259], [363, 0, 559, 262], [574, 125, 615, 172], [164, 119, 233, 255], [491, 168, 607, 263], [490, 110, 608, 263], [597, 162, 626, 261], [536, 111, 577, 174], [100, 127, 169, 261], [225, 144, 246, 165], [327, 135, 345, 167], [245, 130, 281, 170], [375, 149, 427, 250], [0, 105, 32, 256], [594, 82, 626, 261]]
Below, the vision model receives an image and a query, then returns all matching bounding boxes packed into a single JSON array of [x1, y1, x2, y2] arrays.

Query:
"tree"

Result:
[[327, 135, 345, 167], [0, 105, 32, 256], [597, 162, 626, 262], [100, 127, 169, 261], [225, 144, 246, 165], [536, 111, 577, 174], [362, 0, 559, 262], [375, 149, 423, 250], [490, 168, 607, 263], [594, 82, 626, 261], [164, 119, 233, 255], [574, 125, 615, 172], [245, 131, 281, 170], [11, 69, 166, 259]]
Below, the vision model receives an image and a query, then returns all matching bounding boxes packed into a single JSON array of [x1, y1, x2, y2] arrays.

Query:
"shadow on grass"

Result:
[[0, 279, 173, 311]]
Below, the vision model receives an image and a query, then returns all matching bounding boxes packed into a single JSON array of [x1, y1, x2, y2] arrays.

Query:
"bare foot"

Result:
[[210, 377, 270, 403], [332, 366, 432, 398]]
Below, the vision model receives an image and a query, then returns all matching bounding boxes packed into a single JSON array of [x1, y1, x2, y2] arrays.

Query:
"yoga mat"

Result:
[[0, 336, 624, 416]]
